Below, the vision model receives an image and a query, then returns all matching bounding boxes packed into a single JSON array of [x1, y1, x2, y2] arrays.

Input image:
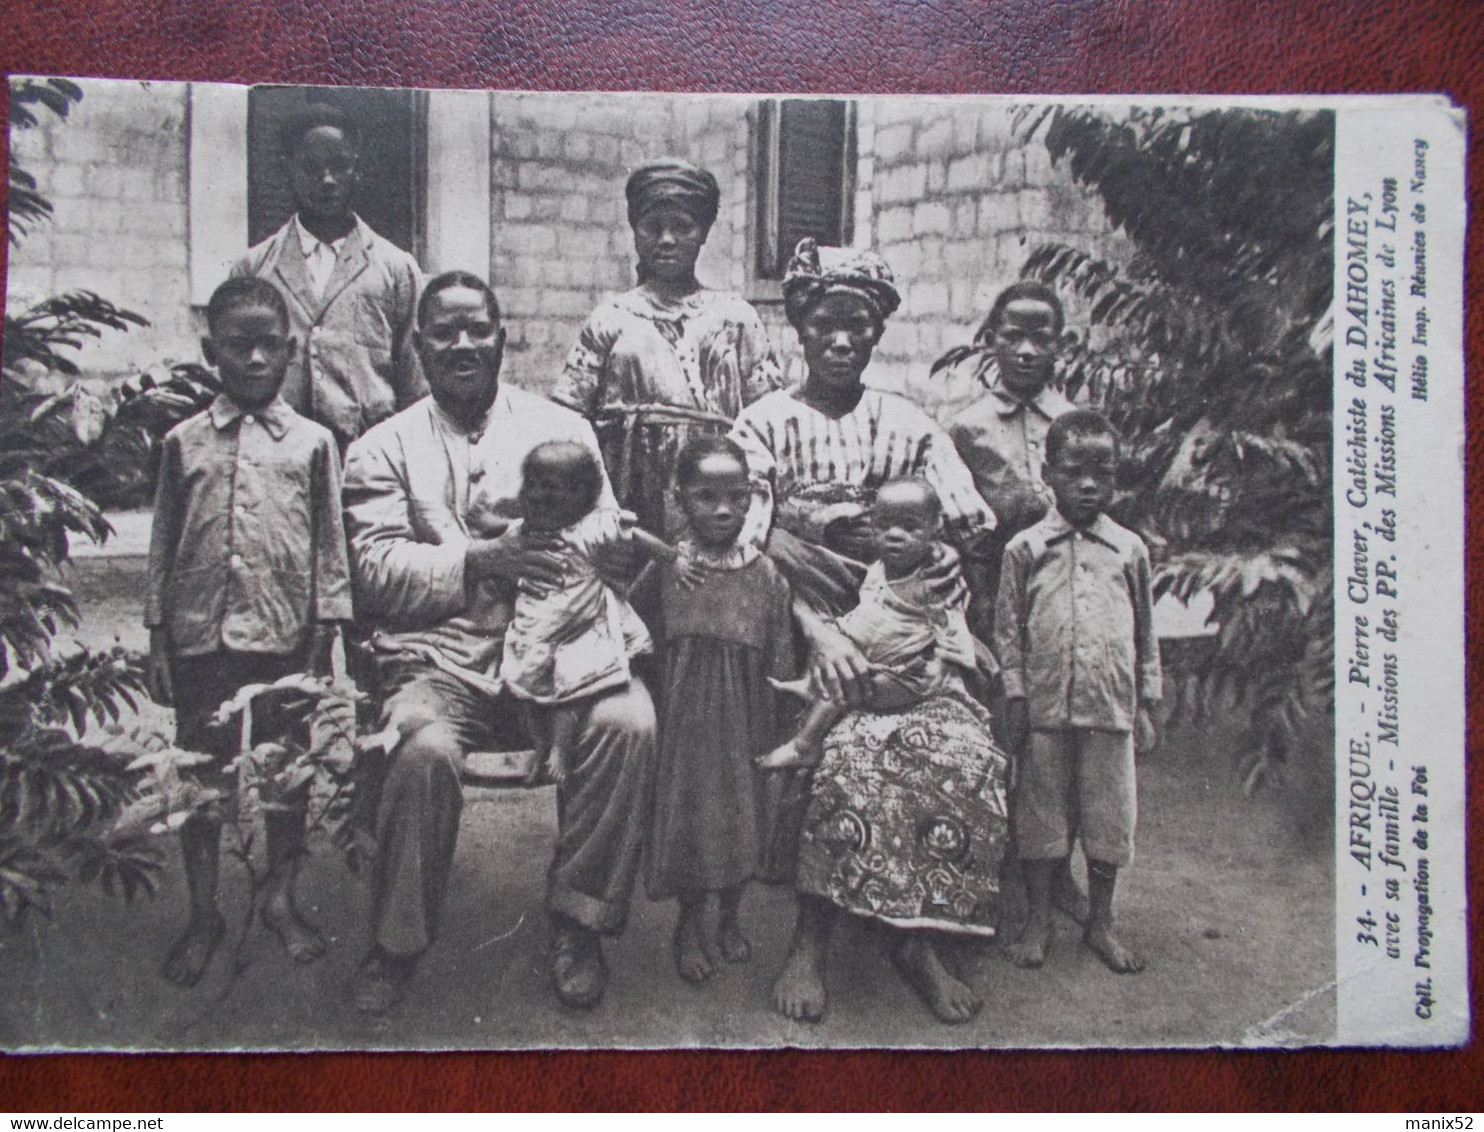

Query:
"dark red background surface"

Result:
[[2, 0, 1481, 1111]]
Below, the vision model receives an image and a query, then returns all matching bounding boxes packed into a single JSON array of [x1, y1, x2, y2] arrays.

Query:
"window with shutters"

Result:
[[754, 99, 856, 282], [246, 84, 426, 258]]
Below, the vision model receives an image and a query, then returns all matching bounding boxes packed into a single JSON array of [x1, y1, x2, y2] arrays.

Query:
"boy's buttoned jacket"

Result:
[[233, 215, 425, 449], [145, 395, 353, 657], [994, 510, 1162, 732]]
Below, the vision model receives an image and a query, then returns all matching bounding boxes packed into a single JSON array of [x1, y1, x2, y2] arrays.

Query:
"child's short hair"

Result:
[[279, 102, 360, 156], [875, 476, 942, 520], [521, 441, 604, 512], [975, 281, 1065, 344], [205, 276, 291, 337], [1044, 409, 1120, 467], [674, 435, 749, 488], [417, 270, 502, 330]]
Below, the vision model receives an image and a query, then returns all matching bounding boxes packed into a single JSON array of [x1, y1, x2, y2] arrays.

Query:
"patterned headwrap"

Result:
[[781, 237, 902, 329], [625, 158, 721, 232]]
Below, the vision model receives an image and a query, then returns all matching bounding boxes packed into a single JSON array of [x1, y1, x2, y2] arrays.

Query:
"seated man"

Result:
[[342, 270, 656, 1014]]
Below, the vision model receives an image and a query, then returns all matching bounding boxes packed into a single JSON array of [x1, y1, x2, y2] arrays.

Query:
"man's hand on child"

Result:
[[145, 628, 174, 706], [1135, 703, 1159, 756], [468, 528, 568, 593]]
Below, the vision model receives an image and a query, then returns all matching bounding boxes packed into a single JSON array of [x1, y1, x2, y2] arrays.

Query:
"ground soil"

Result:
[[0, 556, 1335, 1051]]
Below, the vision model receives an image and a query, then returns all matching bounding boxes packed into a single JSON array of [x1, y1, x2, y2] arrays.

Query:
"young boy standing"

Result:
[[232, 103, 424, 452], [145, 277, 353, 987], [946, 282, 1076, 634], [993, 409, 1161, 974]]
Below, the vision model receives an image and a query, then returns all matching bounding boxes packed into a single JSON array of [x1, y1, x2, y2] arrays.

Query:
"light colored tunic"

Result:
[[342, 384, 616, 675], [499, 511, 652, 705], [730, 387, 997, 554], [146, 394, 351, 657], [551, 287, 782, 536], [994, 509, 1163, 732]]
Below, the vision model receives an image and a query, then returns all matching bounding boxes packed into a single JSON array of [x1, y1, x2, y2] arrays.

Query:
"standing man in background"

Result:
[[233, 103, 424, 452]]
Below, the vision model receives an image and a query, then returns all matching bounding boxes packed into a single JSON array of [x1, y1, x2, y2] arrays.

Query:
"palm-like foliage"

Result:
[[941, 106, 1334, 793], [0, 78, 217, 924]]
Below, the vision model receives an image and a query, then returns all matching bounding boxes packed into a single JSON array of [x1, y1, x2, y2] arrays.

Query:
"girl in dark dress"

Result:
[[642, 436, 796, 984]]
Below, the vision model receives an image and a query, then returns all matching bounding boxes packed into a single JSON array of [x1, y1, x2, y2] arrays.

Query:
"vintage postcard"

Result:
[[0, 79, 1466, 1051]]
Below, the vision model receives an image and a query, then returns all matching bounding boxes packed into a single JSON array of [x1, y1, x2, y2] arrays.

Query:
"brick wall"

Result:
[[5, 85, 1132, 416], [488, 93, 753, 395], [856, 98, 1130, 422], [6, 80, 195, 382]]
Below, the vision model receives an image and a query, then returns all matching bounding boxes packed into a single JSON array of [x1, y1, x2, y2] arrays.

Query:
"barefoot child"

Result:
[[640, 437, 795, 984], [994, 409, 1161, 973], [483, 440, 696, 783], [758, 477, 990, 772], [144, 276, 351, 987]]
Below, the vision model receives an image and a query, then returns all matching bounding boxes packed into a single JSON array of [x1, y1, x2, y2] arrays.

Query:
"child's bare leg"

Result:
[[893, 931, 982, 1023], [260, 801, 326, 964], [1083, 858, 1144, 973], [672, 890, 717, 984], [767, 675, 812, 700], [162, 814, 226, 987], [1005, 857, 1058, 969], [1052, 855, 1089, 925], [716, 884, 751, 964], [771, 894, 835, 1022], [757, 698, 844, 771]]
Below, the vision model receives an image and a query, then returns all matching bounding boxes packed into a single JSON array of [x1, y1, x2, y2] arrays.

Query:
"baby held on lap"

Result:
[[759, 477, 992, 771]]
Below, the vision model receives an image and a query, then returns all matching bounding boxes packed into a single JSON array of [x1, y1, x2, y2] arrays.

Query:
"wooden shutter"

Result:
[[246, 84, 424, 257], [756, 99, 853, 279]]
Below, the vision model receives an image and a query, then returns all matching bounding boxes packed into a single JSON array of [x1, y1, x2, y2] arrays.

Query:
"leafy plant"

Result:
[[940, 106, 1334, 795], [0, 78, 217, 924], [112, 675, 363, 1002]]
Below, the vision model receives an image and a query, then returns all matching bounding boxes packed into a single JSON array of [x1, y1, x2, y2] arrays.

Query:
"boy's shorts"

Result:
[[171, 649, 308, 781], [1014, 727, 1136, 867]]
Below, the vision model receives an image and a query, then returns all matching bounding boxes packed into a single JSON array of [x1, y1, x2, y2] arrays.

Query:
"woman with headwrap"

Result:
[[728, 239, 1011, 1026], [551, 159, 782, 539]]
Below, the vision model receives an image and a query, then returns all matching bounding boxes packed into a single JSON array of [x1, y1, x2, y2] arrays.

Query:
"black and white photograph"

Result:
[[0, 79, 1465, 1051]]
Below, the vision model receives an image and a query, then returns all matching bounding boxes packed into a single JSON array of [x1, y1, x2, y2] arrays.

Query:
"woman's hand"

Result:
[[467, 529, 569, 595], [803, 619, 873, 708]]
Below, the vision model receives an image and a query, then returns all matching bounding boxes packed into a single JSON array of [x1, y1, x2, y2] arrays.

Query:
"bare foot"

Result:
[[1083, 924, 1145, 974], [755, 740, 821, 772], [544, 746, 569, 786], [1004, 916, 1051, 969], [893, 937, 982, 1023], [766, 676, 811, 701], [717, 917, 751, 964], [161, 912, 225, 987], [261, 896, 327, 964], [673, 912, 716, 984], [771, 944, 826, 1022], [1052, 864, 1090, 927]]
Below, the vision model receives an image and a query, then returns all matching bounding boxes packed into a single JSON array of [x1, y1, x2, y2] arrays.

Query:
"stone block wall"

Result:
[[487, 93, 752, 395], [856, 98, 1131, 422], [5, 85, 1134, 420], [6, 81, 195, 382]]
